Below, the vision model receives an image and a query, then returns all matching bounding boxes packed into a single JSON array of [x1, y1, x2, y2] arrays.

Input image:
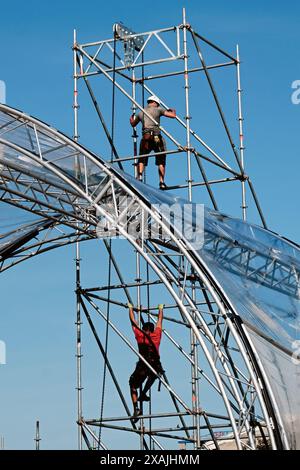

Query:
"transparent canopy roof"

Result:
[[1, 104, 299, 447], [126, 173, 300, 449], [0, 217, 55, 260]]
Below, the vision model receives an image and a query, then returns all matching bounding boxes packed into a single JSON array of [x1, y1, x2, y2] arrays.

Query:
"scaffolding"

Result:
[[0, 8, 296, 451], [0, 100, 291, 451], [69, 9, 279, 450]]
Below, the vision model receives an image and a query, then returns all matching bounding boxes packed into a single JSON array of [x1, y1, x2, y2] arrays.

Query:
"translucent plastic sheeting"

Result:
[[248, 329, 300, 449], [1, 104, 299, 447], [0, 108, 109, 194], [199, 217, 300, 351], [1, 106, 299, 350], [125, 174, 300, 448], [0, 218, 54, 260], [0, 145, 82, 196], [126, 174, 300, 350]]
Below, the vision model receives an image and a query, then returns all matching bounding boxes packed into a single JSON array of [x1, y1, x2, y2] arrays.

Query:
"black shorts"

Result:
[[138, 132, 167, 166], [129, 359, 163, 390]]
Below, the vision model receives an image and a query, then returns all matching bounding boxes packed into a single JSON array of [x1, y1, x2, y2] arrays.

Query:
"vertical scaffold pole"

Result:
[[132, 70, 138, 178], [236, 45, 247, 221], [182, 8, 193, 202], [132, 63, 145, 449], [73, 28, 83, 451], [34, 420, 41, 450], [183, 7, 201, 449], [135, 250, 144, 450], [133, 64, 142, 441], [191, 283, 201, 449], [73, 30, 79, 145]]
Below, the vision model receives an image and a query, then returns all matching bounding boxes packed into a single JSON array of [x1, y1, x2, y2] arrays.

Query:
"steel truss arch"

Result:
[[0, 216, 95, 273], [0, 104, 290, 450]]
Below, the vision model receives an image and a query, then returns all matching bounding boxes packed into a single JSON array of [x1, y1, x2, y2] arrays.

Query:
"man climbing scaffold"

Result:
[[128, 303, 164, 422]]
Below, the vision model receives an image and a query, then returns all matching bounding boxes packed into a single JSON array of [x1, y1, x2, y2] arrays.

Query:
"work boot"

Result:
[[159, 182, 168, 190], [138, 393, 150, 402]]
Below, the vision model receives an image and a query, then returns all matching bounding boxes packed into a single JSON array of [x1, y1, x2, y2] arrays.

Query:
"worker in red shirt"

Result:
[[128, 303, 164, 422]]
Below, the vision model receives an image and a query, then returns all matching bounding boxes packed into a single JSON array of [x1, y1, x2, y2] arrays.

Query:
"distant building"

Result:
[[0, 340, 6, 365]]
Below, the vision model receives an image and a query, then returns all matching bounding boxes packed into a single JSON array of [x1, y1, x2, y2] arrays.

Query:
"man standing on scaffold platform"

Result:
[[130, 95, 176, 190]]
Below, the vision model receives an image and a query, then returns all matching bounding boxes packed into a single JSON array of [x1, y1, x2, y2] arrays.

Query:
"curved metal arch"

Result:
[[0, 227, 95, 273], [0, 214, 96, 273], [0, 218, 274, 448], [0, 104, 287, 449]]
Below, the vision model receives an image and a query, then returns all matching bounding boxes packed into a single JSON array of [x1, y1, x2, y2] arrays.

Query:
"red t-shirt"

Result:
[[133, 326, 162, 355]]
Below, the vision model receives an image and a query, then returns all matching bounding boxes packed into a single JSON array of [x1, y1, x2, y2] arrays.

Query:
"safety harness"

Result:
[[131, 320, 164, 391]]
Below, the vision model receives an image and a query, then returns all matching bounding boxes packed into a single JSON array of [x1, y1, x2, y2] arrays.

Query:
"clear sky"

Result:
[[0, 0, 300, 449]]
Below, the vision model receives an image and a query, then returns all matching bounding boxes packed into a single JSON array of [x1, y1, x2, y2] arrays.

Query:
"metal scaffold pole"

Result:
[[183, 7, 201, 449], [52, 10, 282, 451], [34, 421, 41, 450], [131, 49, 148, 449], [236, 45, 247, 221], [73, 28, 83, 451], [132, 69, 138, 179], [191, 281, 201, 449], [75, 239, 83, 451], [182, 8, 193, 202], [135, 250, 145, 450], [0, 0, 293, 448]]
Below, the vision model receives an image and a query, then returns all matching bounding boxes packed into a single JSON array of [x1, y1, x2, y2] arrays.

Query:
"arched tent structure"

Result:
[[0, 215, 95, 271], [0, 104, 299, 450]]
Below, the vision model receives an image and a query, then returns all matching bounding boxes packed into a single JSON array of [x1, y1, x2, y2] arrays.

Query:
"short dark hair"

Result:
[[142, 322, 155, 333]]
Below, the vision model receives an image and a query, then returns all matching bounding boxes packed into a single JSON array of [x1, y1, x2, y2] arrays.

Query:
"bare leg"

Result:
[[130, 387, 138, 409], [129, 364, 146, 421], [130, 386, 141, 423], [158, 163, 165, 184]]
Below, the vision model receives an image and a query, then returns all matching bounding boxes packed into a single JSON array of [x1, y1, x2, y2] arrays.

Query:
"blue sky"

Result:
[[0, 0, 300, 449]]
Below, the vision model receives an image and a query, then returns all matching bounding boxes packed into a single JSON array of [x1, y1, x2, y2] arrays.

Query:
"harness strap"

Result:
[[131, 320, 165, 393], [142, 129, 161, 136]]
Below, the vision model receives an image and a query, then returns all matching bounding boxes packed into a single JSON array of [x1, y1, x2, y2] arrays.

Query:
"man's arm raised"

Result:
[[128, 303, 138, 329], [156, 304, 164, 329]]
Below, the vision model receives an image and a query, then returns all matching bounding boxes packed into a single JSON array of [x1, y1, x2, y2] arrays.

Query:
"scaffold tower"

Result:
[[0, 8, 299, 451]]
